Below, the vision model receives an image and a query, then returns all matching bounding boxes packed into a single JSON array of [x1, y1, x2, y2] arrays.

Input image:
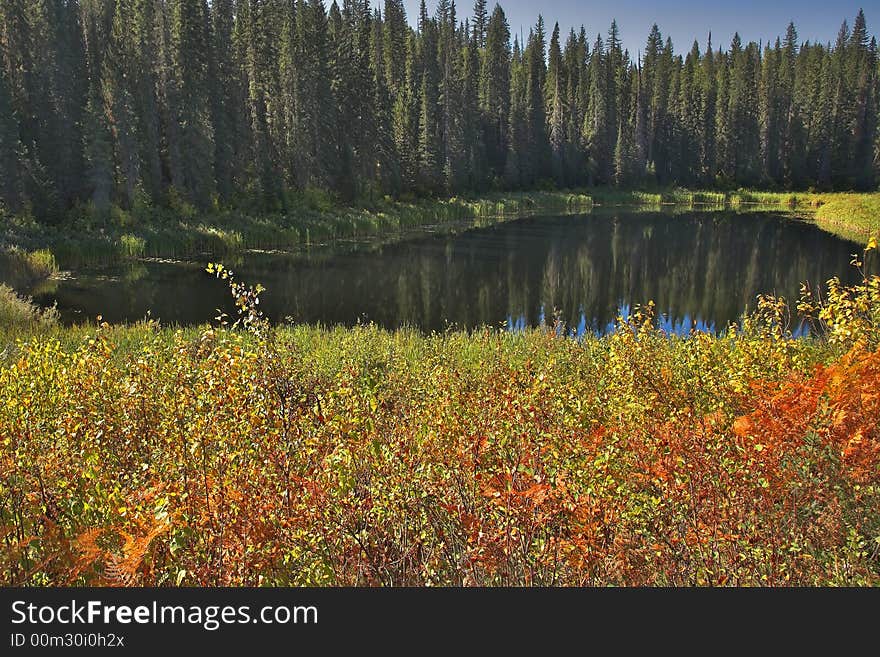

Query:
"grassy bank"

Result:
[[2, 258, 878, 586], [2, 188, 878, 276], [0, 191, 593, 270], [589, 188, 880, 242], [812, 194, 880, 244]]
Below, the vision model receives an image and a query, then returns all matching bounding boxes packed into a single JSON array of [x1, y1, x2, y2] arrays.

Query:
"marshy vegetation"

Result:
[[3, 189, 878, 279]]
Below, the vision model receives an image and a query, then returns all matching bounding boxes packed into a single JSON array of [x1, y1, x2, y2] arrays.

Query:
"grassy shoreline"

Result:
[[2, 191, 593, 270], [2, 188, 878, 276]]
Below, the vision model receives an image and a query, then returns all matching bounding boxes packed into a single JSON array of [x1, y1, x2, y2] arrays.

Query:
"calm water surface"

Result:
[[12, 210, 868, 335]]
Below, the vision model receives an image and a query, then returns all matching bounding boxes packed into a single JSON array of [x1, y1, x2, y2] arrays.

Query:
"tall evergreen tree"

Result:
[[472, 0, 487, 47], [383, 0, 408, 95], [0, 61, 22, 211], [583, 34, 610, 184], [417, 0, 442, 191], [547, 23, 565, 185], [480, 4, 510, 181], [80, 0, 113, 216], [105, 0, 141, 208], [392, 32, 419, 189], [461, 34, 487, 188], [524, 18, 549, 183], [504, 35, 525, 186], [171, 0, 216, 207], [132, 0, 164, 202]]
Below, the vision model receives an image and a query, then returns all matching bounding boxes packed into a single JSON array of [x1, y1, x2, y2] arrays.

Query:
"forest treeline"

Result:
[[0, 0, 877, 222]]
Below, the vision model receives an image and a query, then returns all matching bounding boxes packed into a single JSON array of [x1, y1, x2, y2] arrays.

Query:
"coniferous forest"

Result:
[[0, 1, 877, 223]]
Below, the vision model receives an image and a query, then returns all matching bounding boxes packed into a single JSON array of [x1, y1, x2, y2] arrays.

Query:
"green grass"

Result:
[[1, 188, 877, 275], [0, 190, 594, 270], [812, 193, 880, 243], [0, 283, 58, 331], [589, 188, 879, 244], [0, 246, 58, 289]]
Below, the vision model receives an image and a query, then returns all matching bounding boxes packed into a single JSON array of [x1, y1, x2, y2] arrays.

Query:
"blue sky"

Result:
[[386, 1, 875, 57]]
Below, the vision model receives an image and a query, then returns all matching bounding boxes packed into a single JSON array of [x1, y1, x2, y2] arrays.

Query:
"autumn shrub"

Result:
[[1, 248, 879, 586]]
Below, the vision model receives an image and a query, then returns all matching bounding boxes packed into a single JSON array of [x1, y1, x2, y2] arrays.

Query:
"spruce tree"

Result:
[[504, 35, 525, 187], [392, 33, 419, 190], [461, 35, 487, 188], [0, 62, 22, 211], [759, 40, 781, 184], [481, 4, 510, 181], [171, 0, 216, 208], [417, 1, 442, 192], [561, 28, 585, 185], [133, 0, 165, 202], [472, 0, 487, 47], [106, 0, 141, 208], [547, 23, 565, 185], [524, 19, 549, 183], [699, 33, 716, 184], [383, 0, 408, 96], [583, 34, 610, 184]]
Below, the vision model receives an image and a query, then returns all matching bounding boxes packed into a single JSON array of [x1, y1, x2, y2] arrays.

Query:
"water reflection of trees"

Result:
[[266, 211, 860, 334], [33, 211, 863, 332]]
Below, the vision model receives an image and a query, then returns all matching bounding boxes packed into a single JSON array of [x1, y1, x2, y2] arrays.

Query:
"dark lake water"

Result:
[[12, 210, 868, 335]]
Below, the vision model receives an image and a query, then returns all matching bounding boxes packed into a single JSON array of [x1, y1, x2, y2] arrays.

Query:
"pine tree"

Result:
[[561, 28, 586, 185], [700, 33, 716, 184], [383, 0, 408, 95], [171, 0, 216, 208], [815, 44, 835, 188], [0, 62, 22, 211], [504, 35, 526, 187], [461, 34, 488, 188], [51, 0, 88, 207], [279, 0, 301, 186], [651, 37, 675, 183], [14, 0, 67, 216], [546, 23, 565, 185], [779, 22, 803, 186], [642, 24, 663, 170], [210, 0, 240, 202], [472, 0, 487, 47], [417, 1, 442, 192], [677, 41, 701, 185], [392, 32, 419, 190], [480, 3, 510, 181], [524, 19, 549, 184], [632, 61, 648, 182], [437, 1, 462, 190], [606, 20, 625, 170], [156, 0, 185, 194], [759, 40, 781, 184], [851, 10, 877, 189], [371, 5, 399, 194], [583, 34, 610, 184], [106, 0, 142, 208], [80, 1, 113, 216], [133, 0, 165, 201]]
